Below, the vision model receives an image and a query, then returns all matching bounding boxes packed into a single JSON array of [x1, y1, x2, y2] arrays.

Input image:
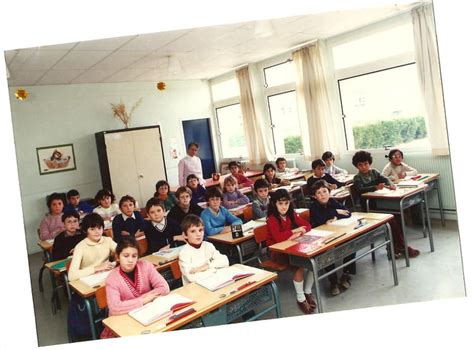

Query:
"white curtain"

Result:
[[236, 66, 274, 165], [292, 42, 339, 161], [412, 4, 449, 156]]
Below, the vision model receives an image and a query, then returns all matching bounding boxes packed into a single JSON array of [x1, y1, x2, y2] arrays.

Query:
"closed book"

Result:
[[128, 293, 195, 326], [195, 266, 254, 291]]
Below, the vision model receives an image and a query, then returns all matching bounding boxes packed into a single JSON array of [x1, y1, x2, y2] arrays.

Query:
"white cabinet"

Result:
[[95, 126, 167, 208]]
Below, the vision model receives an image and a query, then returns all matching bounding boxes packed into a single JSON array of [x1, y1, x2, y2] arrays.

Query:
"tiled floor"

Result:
[[28, 219, 465, 347]]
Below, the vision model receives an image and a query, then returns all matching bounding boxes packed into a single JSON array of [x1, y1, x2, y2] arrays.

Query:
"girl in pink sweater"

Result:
[[101, 237, 170, 338]]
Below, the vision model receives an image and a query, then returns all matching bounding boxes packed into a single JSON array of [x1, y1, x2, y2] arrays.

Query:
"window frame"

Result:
[[327, 12, 430, 155], [214, 102, 248, 160]]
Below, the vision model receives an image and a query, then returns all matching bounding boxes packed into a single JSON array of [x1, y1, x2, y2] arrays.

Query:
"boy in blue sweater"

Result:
[[63, 189, 93, 215], [200, 187, 242, 238]]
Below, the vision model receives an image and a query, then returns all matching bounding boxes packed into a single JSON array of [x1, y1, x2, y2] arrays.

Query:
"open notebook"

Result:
[[241, 220, 266, 233], [195, 266, 254, 292], [79, 269, 113, 287], [327, 215, 363, 227], [128, 293, 195, 326], [153, 245, 185, 259]]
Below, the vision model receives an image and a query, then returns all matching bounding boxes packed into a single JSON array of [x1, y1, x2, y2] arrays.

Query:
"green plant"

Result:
[[284, 135, 303, 154]]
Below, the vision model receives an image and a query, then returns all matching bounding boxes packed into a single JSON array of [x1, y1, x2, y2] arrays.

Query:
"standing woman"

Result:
[[178, 143, 204, 186]]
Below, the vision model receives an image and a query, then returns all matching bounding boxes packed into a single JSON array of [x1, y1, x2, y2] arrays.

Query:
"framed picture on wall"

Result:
[[36, 143, 76, 175]]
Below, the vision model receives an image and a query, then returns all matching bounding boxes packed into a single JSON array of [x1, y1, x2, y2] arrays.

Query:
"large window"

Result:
[[339, 63, 427, 150], [215, 103, 248, 159], [264, 60, 302, 155], [267, 91, 302, 154], [211, 76, 248, 159], [330, 15, 429, 151]]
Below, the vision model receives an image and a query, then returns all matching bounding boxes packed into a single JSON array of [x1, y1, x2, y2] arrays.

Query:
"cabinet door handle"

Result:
[[138, 174, 144, 179]]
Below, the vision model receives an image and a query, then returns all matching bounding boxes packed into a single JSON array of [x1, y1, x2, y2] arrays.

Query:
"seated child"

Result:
[[222, 176, 250, 209], [101, 237, 170, 338], [154, 180, 178, 211], [178, 214, 229, 285], [266, 189, 315, 314], [112, 195, 145, 243], [93, 189, 121, 230], [322, 151, 348, 176], [63, 189, 94, 215], [352, 150, 419, 258], [307, 159, 344, 191], [275, 157, 299, 178], [39, 192, 66, 241], [263, 163, 290, 188], [200, 187, 242, 238], [187, 174, 206, 205], [228, 161, 253, 188], [143, 198, 185, 255], [52, 211, 85, 261], [309, 180, 356, 295], [382, 149, 418, 181], [252, 179, 271, 220], [167, 186, 204, 224], [68, 213, 117, 281]]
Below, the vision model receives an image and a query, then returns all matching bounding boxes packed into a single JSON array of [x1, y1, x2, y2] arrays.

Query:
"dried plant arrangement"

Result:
[[110, 98, 143, 128]]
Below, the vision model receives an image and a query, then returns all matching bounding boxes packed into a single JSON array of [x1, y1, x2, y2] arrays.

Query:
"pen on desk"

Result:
[[158, 258, 178, 266], [324, 233, 346, 245]]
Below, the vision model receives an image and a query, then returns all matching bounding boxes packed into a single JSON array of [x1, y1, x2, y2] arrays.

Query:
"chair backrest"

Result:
[[243, 205, 253, 222], [299, 209, 310, 223], [137, 237, 148, 257], [170, 260, 182, 280], [253, 225, 269, 245], [95, 285, 108, 309], [139, 207, 148, 219], [301, 184, 310, 196]]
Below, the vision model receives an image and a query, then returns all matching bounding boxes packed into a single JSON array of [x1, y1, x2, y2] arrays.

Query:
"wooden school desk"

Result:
[[208, 209, 309, 265], [269, 212, 398, 313], [45, 258, 72, 314], [69, 278, 107, 340], [140, 250, 183, 289], [102, 265, 281, 337], [362, 184, 434, 267], [396, 173, 445, 226]]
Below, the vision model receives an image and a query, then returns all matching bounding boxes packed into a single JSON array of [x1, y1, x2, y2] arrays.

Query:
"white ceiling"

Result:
[[4, 3, 419, 87]]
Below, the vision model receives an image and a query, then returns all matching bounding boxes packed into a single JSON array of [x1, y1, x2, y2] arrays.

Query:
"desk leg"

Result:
[[399, 198, 410, 267], [269, 281, 282, 318], [421, 202, 427, 238], [49, 270, 60, 314], [84, 298, 97, 340], [235, 245, 244, 265], [386, 223, 398, 286], [423, 191, 435, 252], [434, 179, 446, 226], [63, 274, 72, 301], [366, 200, 376, 262], [309, 259, 323, 313]]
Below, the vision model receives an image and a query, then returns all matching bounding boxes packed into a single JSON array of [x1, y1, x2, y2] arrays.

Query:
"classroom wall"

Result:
[[9, 80, 213, 254]]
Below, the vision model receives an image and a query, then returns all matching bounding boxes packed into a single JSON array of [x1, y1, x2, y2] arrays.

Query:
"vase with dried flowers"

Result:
[[110, 98, 143, 129]]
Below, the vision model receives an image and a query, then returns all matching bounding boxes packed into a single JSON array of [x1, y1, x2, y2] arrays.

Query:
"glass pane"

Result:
[[332, 23, 414, 70], [268, 91, 302, 154], [216, 104, 248, 158], [211, 78, 240, 101], [339, 64, 429, 150], [264, 61, 295, 87]]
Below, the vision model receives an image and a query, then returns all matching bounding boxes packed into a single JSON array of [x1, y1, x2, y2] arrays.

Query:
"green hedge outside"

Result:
[[353, 116, 427, 149], [284, 135, 303, 154]]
